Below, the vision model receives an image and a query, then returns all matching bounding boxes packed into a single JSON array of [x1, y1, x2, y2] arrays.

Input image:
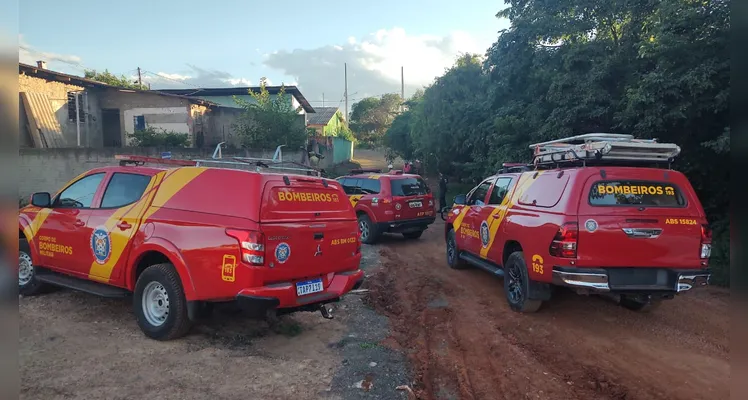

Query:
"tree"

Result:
[[84, 69, 142, 90], [233, 78, 308, 150], [381, 0, 730, 284], [349, 93, 402, 147]]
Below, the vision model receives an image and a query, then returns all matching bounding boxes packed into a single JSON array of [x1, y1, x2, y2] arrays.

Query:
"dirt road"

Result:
[[366, 219, 730, 400]]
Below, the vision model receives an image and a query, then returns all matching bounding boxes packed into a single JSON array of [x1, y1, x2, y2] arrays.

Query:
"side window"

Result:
[[360, 179, 381, 195], [101, 173, 153, 208], [467, 180, 492, 206], [54, 173, 105, 208], [341, 178, 362, 195], [488, 177, 514, 205]]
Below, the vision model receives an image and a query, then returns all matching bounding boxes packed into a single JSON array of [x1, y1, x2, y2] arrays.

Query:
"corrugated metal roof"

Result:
[[20, 92, 65, 148], [307, 107, 340, 126]]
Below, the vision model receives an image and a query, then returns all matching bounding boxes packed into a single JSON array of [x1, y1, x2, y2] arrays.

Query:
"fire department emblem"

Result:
[[275, 242, 291, 264], [585, 219, 598, 233], [480, 220, 490, 248], [90, 227, 112, 265]]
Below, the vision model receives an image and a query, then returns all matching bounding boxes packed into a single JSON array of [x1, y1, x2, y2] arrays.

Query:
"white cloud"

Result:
[[263, 27, 491, 112], [131, 65, 253, 89], [18, 34, 83, 72]]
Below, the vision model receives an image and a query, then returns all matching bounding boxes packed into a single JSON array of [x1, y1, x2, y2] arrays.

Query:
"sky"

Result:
[[14, 0, 510, 112]]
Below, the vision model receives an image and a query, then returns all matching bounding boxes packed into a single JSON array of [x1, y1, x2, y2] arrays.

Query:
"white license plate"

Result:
[[296, 278, 324, 296], [409, 201, 423, 208]]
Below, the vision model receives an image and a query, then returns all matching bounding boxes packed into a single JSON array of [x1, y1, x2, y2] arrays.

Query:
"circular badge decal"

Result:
[[585, 219, 598, 233], [480, 220, 490, 248], [395, 203, 402, 211], [275, 242, 291, 264], [90, 226, 112, 265]]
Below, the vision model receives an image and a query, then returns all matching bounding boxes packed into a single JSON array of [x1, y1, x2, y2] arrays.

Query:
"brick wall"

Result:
[[18, 147, 315, 198]]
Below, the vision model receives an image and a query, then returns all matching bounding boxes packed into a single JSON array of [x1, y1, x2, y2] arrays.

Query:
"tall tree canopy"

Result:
[[384, 0, 730, 284], [349, 93, 402, 147]]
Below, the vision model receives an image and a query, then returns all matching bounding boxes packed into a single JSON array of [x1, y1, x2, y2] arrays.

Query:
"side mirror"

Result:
[[453, 194, 467, 205], [31, 192, 52, 208]]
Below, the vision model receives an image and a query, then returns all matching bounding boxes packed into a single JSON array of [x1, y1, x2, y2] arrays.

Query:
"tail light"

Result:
[[226, 229, 265, 266], [700, 224, 712, 259], [549, 222, 578, 258]]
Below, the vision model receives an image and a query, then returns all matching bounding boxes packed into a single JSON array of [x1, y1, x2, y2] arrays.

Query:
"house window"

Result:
[[67, 92, 85, 122], [133, 115, 146, 131]]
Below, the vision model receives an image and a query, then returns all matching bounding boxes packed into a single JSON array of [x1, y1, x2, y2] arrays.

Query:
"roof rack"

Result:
[[115, 143, 322, 176], [498, 163, 533, 174], [529, 133, 681, 168], [350, 168, 382, 174]]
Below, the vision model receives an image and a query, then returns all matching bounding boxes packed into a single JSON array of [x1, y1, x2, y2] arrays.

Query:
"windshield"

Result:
[[390, 177, 430, 196]]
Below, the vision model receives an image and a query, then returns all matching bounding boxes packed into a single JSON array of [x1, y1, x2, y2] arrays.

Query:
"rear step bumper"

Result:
[[235, 270, 365, 317], [378, 216, 436, 233], [552, 266, 711, 294]]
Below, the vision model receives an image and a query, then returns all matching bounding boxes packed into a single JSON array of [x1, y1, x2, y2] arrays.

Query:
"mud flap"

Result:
[[527, 281, 552, 301]]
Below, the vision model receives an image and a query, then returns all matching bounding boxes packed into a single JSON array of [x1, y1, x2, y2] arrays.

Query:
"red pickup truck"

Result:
[[19, 155, 364, 340], [445, 134, 712, 312]]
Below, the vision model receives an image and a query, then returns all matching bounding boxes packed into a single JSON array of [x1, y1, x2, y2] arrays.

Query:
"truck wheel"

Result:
[[504, 251, 542, 313], [134, 263, 192, 340], [358, 214, 380, 244], [446, 229, 468, 270], [19, 238, 47, 296], [620, 295, 661, 313], [402, 230, 424, 240]]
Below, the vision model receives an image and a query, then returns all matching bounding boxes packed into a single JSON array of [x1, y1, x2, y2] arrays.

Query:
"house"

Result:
[[157, 86, 316, 117], [306, 106, 348, 137], [18, 62, 242, 148]]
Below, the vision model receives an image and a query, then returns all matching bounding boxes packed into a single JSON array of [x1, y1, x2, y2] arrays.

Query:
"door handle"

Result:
[[74, 219, 85, 227], [117, 221, 132, 230]]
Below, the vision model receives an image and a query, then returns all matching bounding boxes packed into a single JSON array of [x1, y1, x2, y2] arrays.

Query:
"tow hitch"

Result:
[[319, 304, 334, 319]]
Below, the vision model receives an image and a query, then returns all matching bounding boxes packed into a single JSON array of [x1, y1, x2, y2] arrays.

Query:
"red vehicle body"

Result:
[[18, 160, 364, 340], [336, 169, 436, 244], [445, 165, 712, 312]]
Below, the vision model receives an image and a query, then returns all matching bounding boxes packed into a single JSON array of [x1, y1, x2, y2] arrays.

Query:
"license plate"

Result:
[[296, 278, 324, 296], [409, 201, 423, 208]]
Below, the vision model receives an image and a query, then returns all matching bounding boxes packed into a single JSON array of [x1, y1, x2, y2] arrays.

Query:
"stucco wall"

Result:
[[97, 91, 192, 147], [18, 147, 316, 198], [18, 74, 103, 147]]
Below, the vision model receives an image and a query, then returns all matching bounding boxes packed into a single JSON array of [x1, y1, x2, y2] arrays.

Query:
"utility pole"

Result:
[[344, 63, 349, 122], [137, 67, 143, 89], [322, 92, 325, 107], [401, 66, 405, 111]]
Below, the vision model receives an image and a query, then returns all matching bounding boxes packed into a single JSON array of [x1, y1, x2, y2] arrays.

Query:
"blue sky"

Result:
[[17, 0, 510, 109]]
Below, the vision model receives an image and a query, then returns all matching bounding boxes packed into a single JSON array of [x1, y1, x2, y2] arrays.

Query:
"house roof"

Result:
[[18, 63, 221, 108], [158, 87, 316, 113], [306, 107, 341, 126]]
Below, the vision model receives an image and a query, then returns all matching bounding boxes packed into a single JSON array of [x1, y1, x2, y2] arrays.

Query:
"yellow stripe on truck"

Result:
[[88, 168, 206, 282], [479, 172, 544, 259], [451, 206, 470, 231], [349, 194, 364, 207]]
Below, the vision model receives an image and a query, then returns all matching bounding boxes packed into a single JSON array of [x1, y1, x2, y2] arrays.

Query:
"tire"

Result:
[[446, 229, 468, 270], [19, 238, 47, 296], [504, 251, 542, 313], [402, 230, 424, 240], [358, 213, 380, 244], [133, 263, 192, 340], [620, 295, 661, 313]]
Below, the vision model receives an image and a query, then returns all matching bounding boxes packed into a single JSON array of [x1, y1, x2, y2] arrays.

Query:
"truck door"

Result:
[[85, 172, 156, 284], [459, 179, 492, 255], [480, 176, 517, 261], [33, 172, 106, 275]]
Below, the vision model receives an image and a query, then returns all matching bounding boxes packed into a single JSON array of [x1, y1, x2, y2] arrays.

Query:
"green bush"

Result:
[[128, 126, 190, 147]]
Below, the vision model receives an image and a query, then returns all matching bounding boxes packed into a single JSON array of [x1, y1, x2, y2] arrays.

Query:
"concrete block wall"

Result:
[[18, 147, 314, 198]]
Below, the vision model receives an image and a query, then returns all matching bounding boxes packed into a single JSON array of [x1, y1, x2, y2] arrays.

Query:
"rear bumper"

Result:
[[236, 269, 364, 317], [552, 266, 711, 294], [377, 216, 436, 233]]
